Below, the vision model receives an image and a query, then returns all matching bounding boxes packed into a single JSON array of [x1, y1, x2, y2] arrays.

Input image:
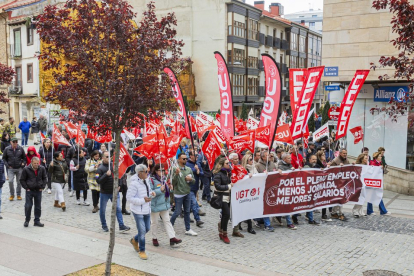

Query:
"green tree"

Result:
[[240, 103, 248, 120], [308, 114, 315, 132], [322, 101, 331, 125]]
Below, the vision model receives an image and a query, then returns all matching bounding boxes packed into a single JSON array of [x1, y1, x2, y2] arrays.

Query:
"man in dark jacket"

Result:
[[0, 159, 5, 219], [96, 151, 130, 233], [3, 137, 26, 201], [303, 155, 321, 226], [20, 157, 47, 227], [38, 115, 48, 135], [198, 150, 212, 202], [186, 151, 205, 226], [39, 138, 54, 194], [31, 117, 40, 145]]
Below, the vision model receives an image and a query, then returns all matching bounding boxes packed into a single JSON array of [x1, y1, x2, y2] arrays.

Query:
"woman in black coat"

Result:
[[1, 131, 11, 153], [69, 149, 89, 206], [213, 157, 233, 244]]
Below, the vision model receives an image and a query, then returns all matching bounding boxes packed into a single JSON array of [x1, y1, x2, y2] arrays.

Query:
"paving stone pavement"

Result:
[[2, 174, 414, 276]]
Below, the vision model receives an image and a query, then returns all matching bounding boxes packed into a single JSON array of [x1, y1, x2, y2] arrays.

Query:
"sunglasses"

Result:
[[249, 159, 253, 161], [12, 141, 18, 143], [182, 158, 187, 160], [224, 162, 229, 165]]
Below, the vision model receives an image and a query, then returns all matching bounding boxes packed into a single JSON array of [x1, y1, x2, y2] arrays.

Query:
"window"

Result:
[[231, 74, 244, 96], [308, 36, 314, 54], [290, 32, 298, 51], [299, 58, 306, 68], [280, 54, 284, 65], [299, 36, 306, 53], [228, 49, 245, 66], [280, 31, 284, 40], [248, 19, 259, 40], [299, 15, 304, 18], [15, 66, 22, 87], [247, 56, 258, 68], [290, 56, 298, 69], [27, 63, 33, 83], [247, 77, 258, 96], [27, 25, 33, 45], [312, 15, 318, 17], [229, 21, 246, 38], [13, 28, 22, 57], [309, 22, 315, 27]]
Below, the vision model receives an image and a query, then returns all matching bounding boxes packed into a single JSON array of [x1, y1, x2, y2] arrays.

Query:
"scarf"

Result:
[[154, 173, 169, 199]]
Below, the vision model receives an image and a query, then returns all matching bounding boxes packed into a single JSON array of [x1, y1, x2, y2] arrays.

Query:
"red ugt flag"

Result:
[[231, 165, 248, 184], [117, 143, 134, 178], [349, 126, 364, 144], [202, 131, 222, 170], [52, 124, 71, 147]]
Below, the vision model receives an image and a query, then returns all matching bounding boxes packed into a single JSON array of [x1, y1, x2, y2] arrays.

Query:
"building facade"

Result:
[[284, 9, 323, 34], [130, 0, 323, 116], [322, 0, 414, 193]]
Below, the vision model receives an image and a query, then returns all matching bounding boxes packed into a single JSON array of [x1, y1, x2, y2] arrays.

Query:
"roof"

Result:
[[0, 0, 19, 11], [4, 0, 45, 11]]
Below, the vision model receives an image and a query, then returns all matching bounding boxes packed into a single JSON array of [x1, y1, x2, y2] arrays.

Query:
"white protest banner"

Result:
[[231, 165, 383, 227], [313, 122, 329, 141]]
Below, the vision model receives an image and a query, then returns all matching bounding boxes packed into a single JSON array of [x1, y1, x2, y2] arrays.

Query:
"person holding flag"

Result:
[[49, 152, 68, 211], [39, 138, 54, 194], [70, 149, 90, 206], [149, 164, 182, 247]]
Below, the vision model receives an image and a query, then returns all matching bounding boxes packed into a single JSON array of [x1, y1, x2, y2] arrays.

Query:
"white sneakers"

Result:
[[47, 189, 51, 194], [76, 200, 81, 205], [83, 201, 90, 206], [69, 191, 74, 197], [185, 229, 198, 236], [384, 212, 392, 215]]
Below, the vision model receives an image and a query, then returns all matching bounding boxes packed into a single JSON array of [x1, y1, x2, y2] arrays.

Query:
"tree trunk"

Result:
[[105, 129, 122, 276]]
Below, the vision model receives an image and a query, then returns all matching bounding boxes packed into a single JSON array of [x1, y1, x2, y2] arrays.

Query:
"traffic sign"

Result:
[[324, 67, 339, 77], [325, 85, 340, 91], [328, 106, 340, 120]]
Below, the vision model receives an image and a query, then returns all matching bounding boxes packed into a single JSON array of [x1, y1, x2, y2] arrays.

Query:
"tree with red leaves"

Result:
[[36, 0, 186, 273], [0, 63, 14, 113], [371, 0, 414, 124]]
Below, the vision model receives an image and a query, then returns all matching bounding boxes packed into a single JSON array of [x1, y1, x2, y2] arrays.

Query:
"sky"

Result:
[[244, 0, 323, 15]]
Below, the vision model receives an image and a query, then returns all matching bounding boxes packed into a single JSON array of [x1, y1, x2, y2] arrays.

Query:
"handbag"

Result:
[[210, 192, 223, 209]]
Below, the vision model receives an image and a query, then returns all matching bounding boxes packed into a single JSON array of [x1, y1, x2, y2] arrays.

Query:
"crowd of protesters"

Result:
[[0, 117, 391, 260]]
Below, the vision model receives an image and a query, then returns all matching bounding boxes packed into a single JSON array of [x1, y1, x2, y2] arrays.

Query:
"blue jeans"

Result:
[[99, 193, 125, 228], [286, 214, 299, 225], [133, 213, 151, 252], [170, 194, 191, 231], [201, 176, 211, 201], [306, 211, 314, 222], [263, 217, 271, 227], [367, 200, 388, 215], [21, 132, 29, 146], [190, 191, 200, 222]]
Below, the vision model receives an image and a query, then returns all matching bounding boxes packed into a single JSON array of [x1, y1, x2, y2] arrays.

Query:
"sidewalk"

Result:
[[0, 212, 277, 276]]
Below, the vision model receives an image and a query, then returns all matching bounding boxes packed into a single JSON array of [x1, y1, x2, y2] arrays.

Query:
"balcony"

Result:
[[8, 85, 23, 95], [259, 33, 265, 45], [281, 40, 289, 50], [266, 36, 273, 47], [273, 37, 281, 49]]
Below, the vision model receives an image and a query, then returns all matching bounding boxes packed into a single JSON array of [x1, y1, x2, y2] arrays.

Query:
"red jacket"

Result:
[[369, 159, 382, 167], [26, 146, 40, 165], [291, 153, 304, 169]]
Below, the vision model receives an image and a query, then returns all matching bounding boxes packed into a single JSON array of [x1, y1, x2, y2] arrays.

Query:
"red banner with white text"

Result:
[[163, 67, 193, 145], [290, 66, 324, 140], [259, 54, 282, 148], [335, 70, 370, 140], [289, 68, 307, 113], [231, 165, 383, 227], [214, 52, 235, 141]]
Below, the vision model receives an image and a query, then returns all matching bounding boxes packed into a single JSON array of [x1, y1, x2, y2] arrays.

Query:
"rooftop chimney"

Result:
[[254, 1, 265, 11], [269, 3, 284, 16]]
